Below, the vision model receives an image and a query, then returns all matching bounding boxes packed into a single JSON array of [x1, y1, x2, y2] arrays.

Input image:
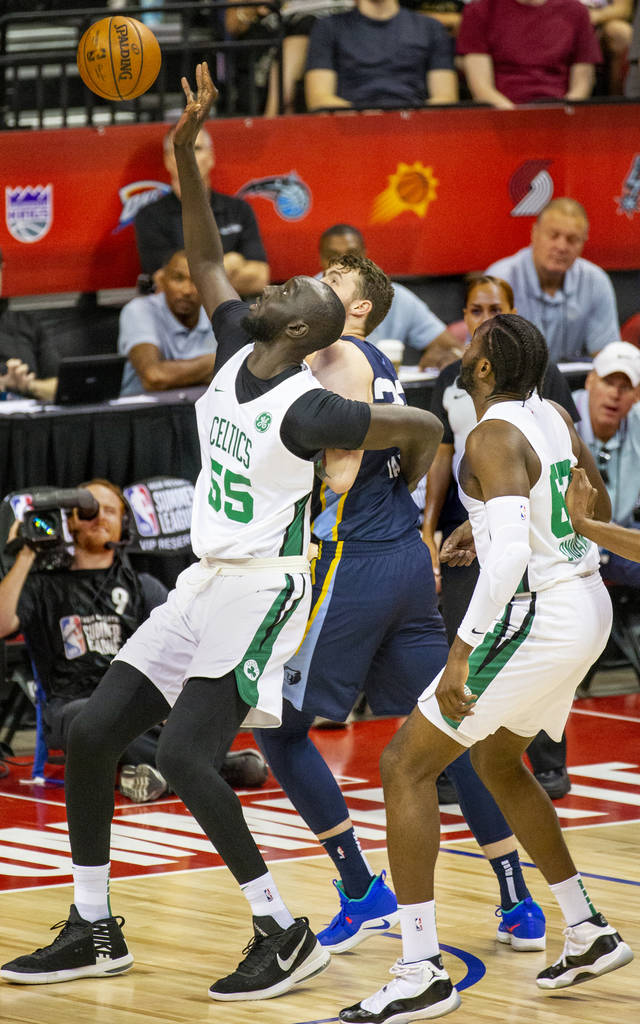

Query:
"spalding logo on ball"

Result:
[[77, 16, 161, 101]]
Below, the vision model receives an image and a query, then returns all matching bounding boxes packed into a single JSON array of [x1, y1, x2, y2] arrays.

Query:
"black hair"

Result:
[[479, 314, 548, 401], [327, 251, 394, 335], [319, 224, 365, 249]]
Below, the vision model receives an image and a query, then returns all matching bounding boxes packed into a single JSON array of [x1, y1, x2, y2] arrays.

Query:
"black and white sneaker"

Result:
[[209, 914, 330, 1001], [536, 912, 633, 989], [340, 955, 461, 1022], [0, 904, 133, 984]]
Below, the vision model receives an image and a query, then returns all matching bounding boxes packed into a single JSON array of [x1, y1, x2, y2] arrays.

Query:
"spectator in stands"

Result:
[[0, 479, 170, 802], [582, 0, 633, 95], [264, 0, 355, 115], [0, 477, 269, 799], [487, 198, 620, 362], [0, 247, 56, 402], [118, 250, 216, 397], [457, 0, 602, 109], [305, 0, 458, 111], [318, 224, 463, 368], [625, 0, 640, 96], [573, 341, 640, 588], [134, 125, 269, 296]]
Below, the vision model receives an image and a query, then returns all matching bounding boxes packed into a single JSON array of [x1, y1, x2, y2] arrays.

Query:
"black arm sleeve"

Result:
[[281, 389, 371, 460]]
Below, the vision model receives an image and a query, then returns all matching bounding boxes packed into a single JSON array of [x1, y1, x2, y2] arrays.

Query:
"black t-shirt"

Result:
[[134, 191, 268, 277], [17, 562, 167, 701], [211, 299, 371, 459]]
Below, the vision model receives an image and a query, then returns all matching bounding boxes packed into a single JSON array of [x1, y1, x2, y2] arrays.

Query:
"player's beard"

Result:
[[457, 354, 483, 396], [241, 312, 280, 343]]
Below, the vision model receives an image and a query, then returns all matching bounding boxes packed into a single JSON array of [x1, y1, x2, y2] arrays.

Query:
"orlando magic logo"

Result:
[[5, 185, 53, 243], [236, 172, 311, 221], [616, 155, 640, 219], [509, 160, 554, 217]]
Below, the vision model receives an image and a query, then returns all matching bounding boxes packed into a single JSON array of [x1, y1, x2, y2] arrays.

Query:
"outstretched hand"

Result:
[[174, 62, 219, 148]]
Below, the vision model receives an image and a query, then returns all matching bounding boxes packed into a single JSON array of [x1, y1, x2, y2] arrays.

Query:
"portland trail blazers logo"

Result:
[[509, 160, 554, 217]]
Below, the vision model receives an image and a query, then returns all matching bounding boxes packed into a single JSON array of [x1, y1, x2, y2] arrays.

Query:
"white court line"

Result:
[[570, 707, 640, 724]]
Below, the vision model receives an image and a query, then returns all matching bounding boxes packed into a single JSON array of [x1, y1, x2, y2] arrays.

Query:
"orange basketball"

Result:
[[395, 171, 429, 206], [77, 16, 161, 101]]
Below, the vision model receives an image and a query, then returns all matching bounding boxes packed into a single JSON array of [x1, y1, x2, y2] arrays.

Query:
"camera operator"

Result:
[[0, 478, 269, 798], [0, 479, 173, 802]]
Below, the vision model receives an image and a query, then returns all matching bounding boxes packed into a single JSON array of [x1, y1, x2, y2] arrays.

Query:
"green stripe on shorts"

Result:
[[443, 595, 536, 730], [234, 574, 306, 707], [279, 493, 310, 557]]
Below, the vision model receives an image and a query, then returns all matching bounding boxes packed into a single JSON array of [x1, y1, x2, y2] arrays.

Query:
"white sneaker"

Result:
[[536, 912, 633, 989], [340, 956, 461, 1022]]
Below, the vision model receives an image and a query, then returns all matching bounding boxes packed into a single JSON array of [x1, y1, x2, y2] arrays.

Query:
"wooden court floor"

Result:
[[0, 692, 638, 1024]]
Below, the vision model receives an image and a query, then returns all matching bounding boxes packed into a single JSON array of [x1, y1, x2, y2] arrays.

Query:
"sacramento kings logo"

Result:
[[5, 185, 53, 243], [255, 412, 272, 433]]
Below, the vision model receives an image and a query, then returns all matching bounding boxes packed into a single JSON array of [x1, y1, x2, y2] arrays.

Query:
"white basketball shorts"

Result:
[[114, 560, 311, 728], [418, 572, 612, 745]]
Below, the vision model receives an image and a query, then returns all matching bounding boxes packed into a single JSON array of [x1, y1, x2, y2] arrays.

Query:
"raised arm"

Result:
[[173, 63, 238, 319], [0, 532, 35, 637]]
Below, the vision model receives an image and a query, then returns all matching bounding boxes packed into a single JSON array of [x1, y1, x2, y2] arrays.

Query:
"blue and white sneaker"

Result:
[[496, 897, 546, 951], [317, 872, 399, 953]]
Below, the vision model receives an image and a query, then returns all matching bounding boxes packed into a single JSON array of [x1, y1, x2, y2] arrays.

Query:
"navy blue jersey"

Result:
[[311, 336, 420, 542]]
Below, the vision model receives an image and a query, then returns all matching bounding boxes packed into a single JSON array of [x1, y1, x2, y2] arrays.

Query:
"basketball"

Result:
[[76, 17, 161, 101], [395, 170, 429, 206]]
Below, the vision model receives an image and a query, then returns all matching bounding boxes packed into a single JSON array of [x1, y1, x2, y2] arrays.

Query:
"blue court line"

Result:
[[440, 845, 640, 887]]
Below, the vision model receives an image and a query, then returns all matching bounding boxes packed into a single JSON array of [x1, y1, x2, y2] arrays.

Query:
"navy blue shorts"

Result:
[[282, 532, 448, 721]]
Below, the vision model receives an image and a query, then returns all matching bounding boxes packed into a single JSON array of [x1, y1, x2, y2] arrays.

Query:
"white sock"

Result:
[[72, 863, 111, 922], [550, 874, 597, 928], [241, 871, 295, 929], [399, 900, 439, 962]]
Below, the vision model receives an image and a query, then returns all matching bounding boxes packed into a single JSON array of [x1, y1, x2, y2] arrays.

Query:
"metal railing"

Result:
[[0, 2, 283, 129]]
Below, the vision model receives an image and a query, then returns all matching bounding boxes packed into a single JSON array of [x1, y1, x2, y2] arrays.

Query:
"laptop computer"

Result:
[[54, 354, 126, 406]]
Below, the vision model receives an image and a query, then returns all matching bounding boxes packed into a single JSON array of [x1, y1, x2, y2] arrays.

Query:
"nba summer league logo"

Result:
[[5, 185, 53, 243]]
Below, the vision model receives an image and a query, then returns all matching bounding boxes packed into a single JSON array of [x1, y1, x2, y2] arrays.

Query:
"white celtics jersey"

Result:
[[191, 345, 320, 559], [461, 398, 600, 591]]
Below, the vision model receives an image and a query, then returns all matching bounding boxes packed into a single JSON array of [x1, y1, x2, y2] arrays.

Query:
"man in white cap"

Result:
[[572, 340, 640, 588]]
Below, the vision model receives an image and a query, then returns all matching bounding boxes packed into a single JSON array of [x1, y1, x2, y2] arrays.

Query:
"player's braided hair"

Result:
[[328, 252, 394, 335], [480, 314, 548, 401]]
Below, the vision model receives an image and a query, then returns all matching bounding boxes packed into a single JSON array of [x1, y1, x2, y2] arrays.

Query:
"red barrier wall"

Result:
[[1, 103, 639, 296]]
